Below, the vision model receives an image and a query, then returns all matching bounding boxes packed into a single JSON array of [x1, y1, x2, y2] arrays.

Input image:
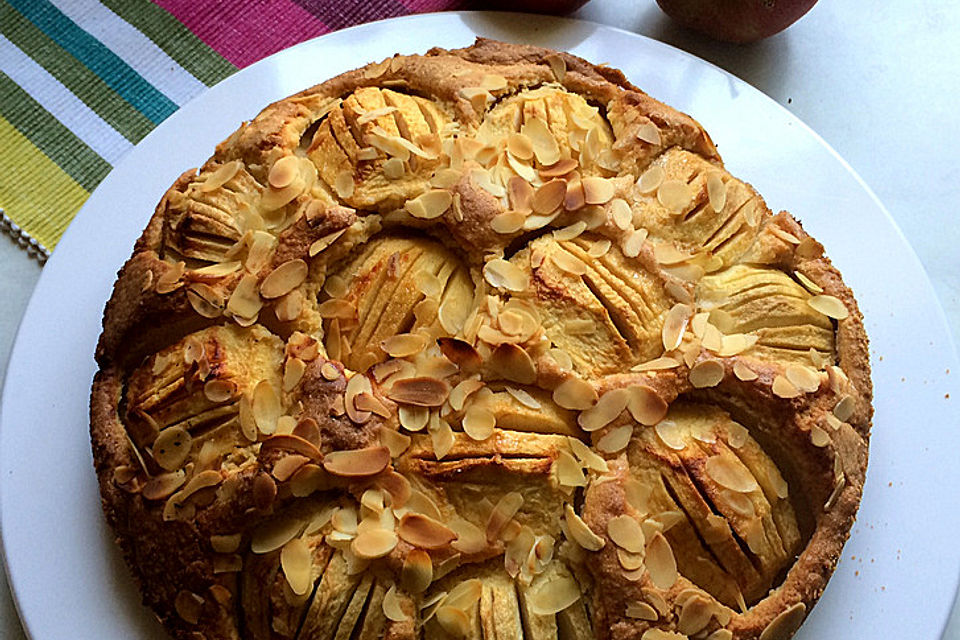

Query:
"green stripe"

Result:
[[0, 2, 153, 143], [0, 73, 111, 191], [99, 0, 236, 87]]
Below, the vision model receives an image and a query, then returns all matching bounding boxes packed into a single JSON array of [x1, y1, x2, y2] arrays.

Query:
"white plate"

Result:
[[2, 11, 958, 640]]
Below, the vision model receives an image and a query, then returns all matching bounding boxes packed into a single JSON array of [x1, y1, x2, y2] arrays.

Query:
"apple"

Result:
[[655, 0, 818, 44]]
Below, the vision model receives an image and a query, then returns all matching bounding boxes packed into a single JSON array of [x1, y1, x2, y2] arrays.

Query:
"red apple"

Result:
[[656, 0, 818, 44]]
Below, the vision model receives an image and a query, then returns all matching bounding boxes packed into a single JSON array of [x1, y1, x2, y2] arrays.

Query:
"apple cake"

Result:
[[90, 38, 872, 640]]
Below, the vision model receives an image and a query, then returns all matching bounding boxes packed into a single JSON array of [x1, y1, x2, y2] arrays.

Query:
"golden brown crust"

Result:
[[91, 39, 871, 640]]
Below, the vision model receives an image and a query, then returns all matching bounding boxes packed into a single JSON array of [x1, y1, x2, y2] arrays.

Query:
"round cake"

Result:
[[90, 38, 872, 640]]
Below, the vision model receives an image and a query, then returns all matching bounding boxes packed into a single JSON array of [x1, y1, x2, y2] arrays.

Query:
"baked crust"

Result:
[[91, 38, 871, 640]]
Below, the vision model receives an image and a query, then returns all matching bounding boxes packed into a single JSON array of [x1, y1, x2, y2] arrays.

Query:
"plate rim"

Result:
[[2, 10, 958, 640]]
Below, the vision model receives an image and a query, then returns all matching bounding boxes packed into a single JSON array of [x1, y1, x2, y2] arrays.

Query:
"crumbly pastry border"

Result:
[[91, 38, 871, 640]]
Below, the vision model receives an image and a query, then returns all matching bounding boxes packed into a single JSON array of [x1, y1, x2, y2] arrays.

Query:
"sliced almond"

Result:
[[382, 585, 410, 622], [733, 361, 758, 381], [152, 426, 192, 471], [488, 343, 537, 384], [387, 377, 450, 407], [462, 405, 496, 441], [657, 179, 692, 212], [401, 549, 433, 593], [484, 258, 529, 292], [705, 455, 759, 493], [555, 449, 587, 488], [655, 420, 687, 450], [626, 385, 668, 425], [690, 360, 725, 388], [280, 537, 312, 595], [491, 210, 526, 234], [351, 528, 399, 559], [637, 165, 665, 194], [786, 363, 820, 393], [645, 532, 678, 590], [564, 504, 604, 551], [380, 427, 412, 458], [436, 606, 470, 637], [399, 405, 430, 432], [808, 295, 849, 320], [399, 512, 458, 549], [174, 590, 203, 625], [553, 377, 597, 411], [250, 516, 301, 554], [759, 602, 806, 640], [772, 375, 802, 398], [626, 601, 659, 621], [597, 425, 633, 453], [532, 179, 567, 214], [662, 303, 693, 351], [551, 250, 588, 276], [260, 259, 308, 299], [568, 437, 608, 472], [607, 515, 645, 553], [529, 572, 581, 615], [582, 176, 615, 204], [486, 492, 524, 542], [382, 333, 428, 358], [522, 116, 560, 166], [578, 388, 629, 432], [322, 446, 390, 478], [707, 172, 727, 212]]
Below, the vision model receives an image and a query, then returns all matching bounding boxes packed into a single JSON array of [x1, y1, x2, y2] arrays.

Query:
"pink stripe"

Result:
[[397, 0, 462, 13], [155, 0, 330, 68]]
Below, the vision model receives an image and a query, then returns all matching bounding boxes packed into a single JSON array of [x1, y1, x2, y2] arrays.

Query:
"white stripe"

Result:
[[48, 0, 207, 107], [0, 35, 132, 164]]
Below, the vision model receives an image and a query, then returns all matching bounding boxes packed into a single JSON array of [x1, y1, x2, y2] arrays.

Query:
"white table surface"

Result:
[[1, 1, 958, 638]]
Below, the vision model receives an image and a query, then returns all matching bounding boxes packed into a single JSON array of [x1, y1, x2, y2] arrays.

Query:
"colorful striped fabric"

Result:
[[0, 0, 464, 260]]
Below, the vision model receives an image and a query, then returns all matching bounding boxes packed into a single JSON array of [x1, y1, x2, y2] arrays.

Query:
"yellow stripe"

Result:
[[0, 116, 89, 250]]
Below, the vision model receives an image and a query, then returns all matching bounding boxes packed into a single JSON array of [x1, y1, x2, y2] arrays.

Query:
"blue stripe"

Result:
[[4, 0, 177, 125]]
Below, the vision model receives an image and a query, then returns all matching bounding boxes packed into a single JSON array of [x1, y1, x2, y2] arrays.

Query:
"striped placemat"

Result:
[[0, 0, 464, 261]]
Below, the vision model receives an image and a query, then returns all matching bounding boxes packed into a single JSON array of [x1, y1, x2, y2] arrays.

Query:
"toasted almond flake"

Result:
[[555, 449, 587, 488], [652, 420, 686, 450], [561, 503, 604, 551], [622, 478, 651, 515], [626, 385, 668, 425], [552, 378, 597, 411], [708, 631, 734, 640], [786, 363, 820, 393], [834, 395, 856, 421], [142, 470, 186, 500], [200, 378, 236, 404], [381, 333, 427, 359], [772, 375, 802, 398], [810, 425, 830, 447], [435, 606, 470, 637], [644, 531, 678, 589], [528, 573, 581, 615], [705, 455, 759, 492], [174, 590, 204, 625], [387, 377, 450, 407], [582, 176, 615, 205], [615, 547, 643, 571], [607, 515, 645, 553], [226, 274, 262, 320], [545, 53, 566, 80], [400, 549, 434, 594], [265, 156, 297, 190], [399, 405, 430, 432], [428, 415, 455, 459], [637, 165, 665, 194], [808, 294, 849, 320], [380, 427, 412, 458], [706, 172, 727, 212], [608, 198, 632, 231], [626, 601, 658, 620], [152, 426, 192, 471], [567, 437, 608, 472], [677, 595, 714, 635], [488, 343, 537, 384], [507, 175, 534, 213], [522, 116, 560, 166], [657, 179, 692, 213], [578, 388, 629, 432], [277, 537, 312, 595], [597, 425, 633, 453], [631, 356, 681, 372], [539, 158, 578, 180], [497, 202, 536, 231], [733, 361, 758, 381], [309, 229, 347, 257], [483, 258, 529, 292], [486, 492, 524, 541], [333, 170, 355, 199], [399, 512, 458, 549], [549, 222, 585, 244], [548, 249, 586, 276], [374, 584, 408, 623], [250, 516, 301, 554], [344, 373, 373, 423], [260, 259, 308, 300], [718, 333, 758, 357], [531, 179, 566, 214], [690, 360, 725, 388], [662, 303, 692, 351], [351, 528, 399, 560], [794, 271, 823, 294], [759, 602, 806, 640], [186, 285, 222, 318], [318, 362, 340, 382], [317, 298, 357, 320], [411, 189, 454, 220], [323, 446, 390, 478], [200, 160, 241, 193], [504, 132, 534, 160], [462, 405, 496, 441], [632, 120, 661, 144], [621, 228, 648, 258]]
